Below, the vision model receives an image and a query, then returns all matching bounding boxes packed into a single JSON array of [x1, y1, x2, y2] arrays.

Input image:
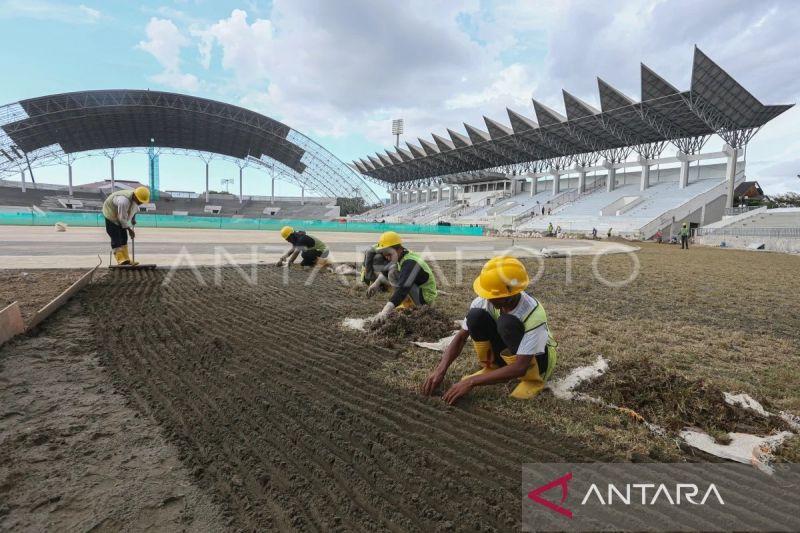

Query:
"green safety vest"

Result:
[[490, 296, 558, 381], [680, 226, 690, 237], [307, 234, 327, 253], [102, 190, 136, 224], [398, 250, 437, 305]]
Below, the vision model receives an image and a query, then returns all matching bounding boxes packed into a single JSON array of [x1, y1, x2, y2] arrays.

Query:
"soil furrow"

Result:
[[83, 267, 596, 531]]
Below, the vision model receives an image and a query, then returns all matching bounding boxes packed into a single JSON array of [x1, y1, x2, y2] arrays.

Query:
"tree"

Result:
[[336, 196, 378, 216], [766, 192, 800, 208]]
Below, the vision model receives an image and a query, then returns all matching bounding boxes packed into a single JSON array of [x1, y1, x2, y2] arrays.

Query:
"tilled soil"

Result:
[[83, 267, 604, 532]]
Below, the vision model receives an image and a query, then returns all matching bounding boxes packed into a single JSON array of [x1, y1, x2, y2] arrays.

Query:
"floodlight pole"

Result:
[[239, 166, 244, 204], [68, 162, 73, 197], [110, 157, 115, 190], [391, 119, 404, 148], [205, 162, 210, 203], [20, 169, 25, 193]]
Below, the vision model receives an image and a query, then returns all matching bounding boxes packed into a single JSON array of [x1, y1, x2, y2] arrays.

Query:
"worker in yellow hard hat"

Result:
[[276, 226, 332, 268], [102, 186, 150, 265], [421, 256, 557, 404], [367, 231, 437, 322]]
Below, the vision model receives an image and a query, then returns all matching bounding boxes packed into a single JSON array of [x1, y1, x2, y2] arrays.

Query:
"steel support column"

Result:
[[724, 145, 738, 209]]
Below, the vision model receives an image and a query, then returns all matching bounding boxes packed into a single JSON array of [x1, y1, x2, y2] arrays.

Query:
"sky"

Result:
[[0, 0, 798, 199]]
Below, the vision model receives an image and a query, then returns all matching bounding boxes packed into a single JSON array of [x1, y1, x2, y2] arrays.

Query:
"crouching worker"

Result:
[[367, 231, 437, 322], [362, 243, 391, 295], [276, 226, 331, 269], [102, 186, 150, 265], [421, 256, 557, 404]]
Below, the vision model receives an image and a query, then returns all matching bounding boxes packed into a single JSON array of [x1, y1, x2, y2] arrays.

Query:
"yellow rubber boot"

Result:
[[501, 354, 545, 400], [462, 340, 498, 380], [113, 248, 128, 265], [121, 245, 139, 266], [396, 296, 414, 310]]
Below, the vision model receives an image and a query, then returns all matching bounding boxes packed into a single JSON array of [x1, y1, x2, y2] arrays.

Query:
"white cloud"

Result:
[[191, 9, 273, 83], [78, 4, 100, 21], [140, 0, 799, 191], [150, 70, 200, 92], [0, 0, 103, 24], [138, 17, 200, 92]]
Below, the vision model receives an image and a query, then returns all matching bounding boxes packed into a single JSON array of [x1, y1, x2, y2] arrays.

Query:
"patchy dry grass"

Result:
[[366, 243, 800, 461]]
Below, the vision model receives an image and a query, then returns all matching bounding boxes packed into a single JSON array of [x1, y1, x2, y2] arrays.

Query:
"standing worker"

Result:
[[102, 186, 150, 265], [421, 256, 557, 404], [276, 226, 331, 268], [680, 223, 690, 250], [367, 231, 437, 322]]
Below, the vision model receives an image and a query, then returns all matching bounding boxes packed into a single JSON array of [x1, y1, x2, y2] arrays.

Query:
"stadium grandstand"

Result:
[[351, 48, 793, 238], [0, 89, 378, 220]]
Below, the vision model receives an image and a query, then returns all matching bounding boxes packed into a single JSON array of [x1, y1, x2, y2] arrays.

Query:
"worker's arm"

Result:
[[442, 355, 533, 405], [421, 328, 469, 396], [277, 248, 300, 266]]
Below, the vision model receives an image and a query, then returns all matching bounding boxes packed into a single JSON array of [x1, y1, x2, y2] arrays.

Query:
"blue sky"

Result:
[[1, 0, 798, 198]]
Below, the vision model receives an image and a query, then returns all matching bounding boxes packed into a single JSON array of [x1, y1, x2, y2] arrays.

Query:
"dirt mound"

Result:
[[577, 359, 790, 438], [368, 305, 455, 347]]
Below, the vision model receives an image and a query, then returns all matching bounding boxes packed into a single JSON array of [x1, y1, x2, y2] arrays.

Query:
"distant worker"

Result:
[[421, 256, 557, 404], [102, 186, 150, 265], [276, 226, 331, 268], [362, 243, 390, 294], [655, 229, 663, 244], [591, 227, 598, 240], [546, 222, 554, 236], [367, 231, 437, 322], [607, 227, 613, 239], [680, 223, 690, 249], [555, 225, 562, 236]]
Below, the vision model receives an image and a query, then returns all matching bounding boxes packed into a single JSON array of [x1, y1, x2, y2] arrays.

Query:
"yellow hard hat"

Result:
[[473, 256, 529, 299], [280, 226, 294, 240], [376, 231, 402, 250], [133, 186, 150, 203]]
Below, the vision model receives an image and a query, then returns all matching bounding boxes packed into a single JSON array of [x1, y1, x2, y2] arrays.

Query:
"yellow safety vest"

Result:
[[102, 190, 136, 224]]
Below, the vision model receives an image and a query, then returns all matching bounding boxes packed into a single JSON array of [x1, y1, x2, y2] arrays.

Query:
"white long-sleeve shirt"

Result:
[[112, 195, 137, 229]]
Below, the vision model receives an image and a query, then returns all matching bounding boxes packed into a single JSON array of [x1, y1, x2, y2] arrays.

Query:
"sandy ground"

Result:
[[0, 300, 228, 532], [0, 225, 636, 268], [0, 269, 87, 321]]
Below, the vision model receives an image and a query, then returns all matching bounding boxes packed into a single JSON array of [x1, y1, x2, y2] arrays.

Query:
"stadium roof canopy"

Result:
[[0, 89, 379, 203], [354, 47, 793, 188]]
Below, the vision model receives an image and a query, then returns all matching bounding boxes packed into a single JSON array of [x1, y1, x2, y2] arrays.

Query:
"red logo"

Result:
[[527, 472, 573, 519]]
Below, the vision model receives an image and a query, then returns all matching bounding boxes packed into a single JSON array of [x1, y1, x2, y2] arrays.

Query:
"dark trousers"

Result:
[[465, 308, 548, 371], [362, 255, 390, 285], [105, 218, 128, 249], [681, 235, 689, 249], [300, 248, 328, 266]]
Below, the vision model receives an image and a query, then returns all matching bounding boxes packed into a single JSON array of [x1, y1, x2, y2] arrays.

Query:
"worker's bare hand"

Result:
[[442, 379, 473, 405], [421, 368, 445, 396], [127, 228, 136, 239], [366, 283, 379, 298]]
